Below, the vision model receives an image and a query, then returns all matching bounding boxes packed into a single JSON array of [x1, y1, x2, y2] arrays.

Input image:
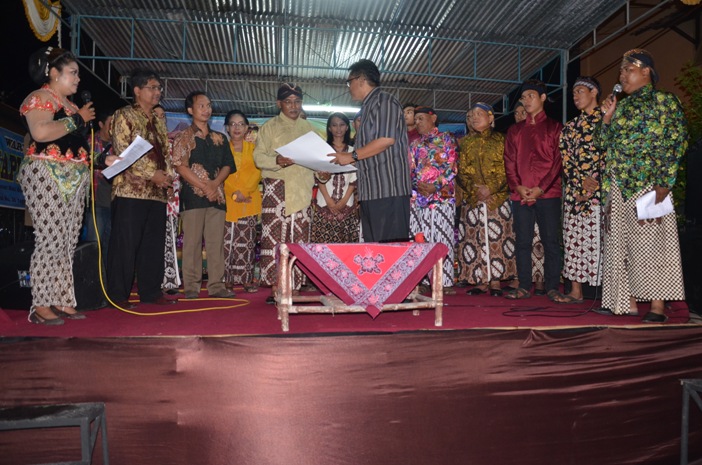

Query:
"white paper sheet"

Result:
[[102, 135, 154, 179], [635, 189, 674, 220], [275, 131, 357, 173]]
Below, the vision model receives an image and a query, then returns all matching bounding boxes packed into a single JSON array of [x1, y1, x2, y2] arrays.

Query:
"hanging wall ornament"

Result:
[[22, 0, 62, 42]]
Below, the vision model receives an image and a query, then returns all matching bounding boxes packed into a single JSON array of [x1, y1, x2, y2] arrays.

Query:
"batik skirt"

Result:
[[224, 215, 258, 285], [457, 200, 517, 285], [18, 158, 89, 311], [260, 179, 311, 288], [562, 207, 602, 286], [409, 202, 455, 287]]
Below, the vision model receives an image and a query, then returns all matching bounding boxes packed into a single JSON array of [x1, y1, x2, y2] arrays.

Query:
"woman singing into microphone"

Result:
[[18, 46, 96, 325]]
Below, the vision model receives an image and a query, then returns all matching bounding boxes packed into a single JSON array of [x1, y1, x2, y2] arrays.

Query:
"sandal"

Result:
[[504, 287, 531, 300], [51, 306, 87, 320], [29, 309, 64, 326], [243, 283, 259, 293], [547, 290, 584, 304]]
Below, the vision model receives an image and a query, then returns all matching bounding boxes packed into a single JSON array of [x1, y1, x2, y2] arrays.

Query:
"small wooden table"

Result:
[[275, 242, 447, 332]]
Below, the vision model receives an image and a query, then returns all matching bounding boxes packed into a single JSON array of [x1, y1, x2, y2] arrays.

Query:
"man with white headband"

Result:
[[557, 76, 604, 304]]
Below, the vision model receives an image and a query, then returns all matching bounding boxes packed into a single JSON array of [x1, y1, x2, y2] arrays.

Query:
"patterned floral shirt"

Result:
[[111, 103, 171, 202], [457, 129, 508, 211], [408, 127, 458, 208], [172, 124, 236, 212], [20, 85, 89, 164], [559, 108, 604, 215], [594, 84, 688, 201]]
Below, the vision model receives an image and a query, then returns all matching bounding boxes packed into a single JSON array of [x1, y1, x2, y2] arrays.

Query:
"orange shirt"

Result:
[[224, 140, 262, 222]]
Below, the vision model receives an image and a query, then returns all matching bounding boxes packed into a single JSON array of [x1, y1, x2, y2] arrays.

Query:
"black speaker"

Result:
[[0, 241, 106, 311], [680, 225, 702, 316]]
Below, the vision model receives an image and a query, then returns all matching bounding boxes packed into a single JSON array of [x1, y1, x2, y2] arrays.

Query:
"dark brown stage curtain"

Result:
[[1, 328, 702, 465]]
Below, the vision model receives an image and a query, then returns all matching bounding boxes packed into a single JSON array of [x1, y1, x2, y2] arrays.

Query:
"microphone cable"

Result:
[[86, 125, 249, 316]]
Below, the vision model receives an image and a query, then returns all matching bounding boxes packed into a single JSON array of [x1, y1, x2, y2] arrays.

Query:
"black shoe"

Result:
[[29, 311, 64, 326], [642, 312, 668, 323], [534, 288, 547, 296], [592, 307, 614, 316], [145, 296, 178, 306], [210, 290, 236, 298], [489, 288, 503, 297], [50, 306, 86, 320], [109, 300, 137, 310], [265, 295, 276, 305], [466, 287, 486, 295]]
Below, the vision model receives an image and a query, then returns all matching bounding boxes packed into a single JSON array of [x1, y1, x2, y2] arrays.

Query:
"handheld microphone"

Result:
[[93, 142, 112, 169], [79, 90, 94, 129], [612, 84, 622, 96]]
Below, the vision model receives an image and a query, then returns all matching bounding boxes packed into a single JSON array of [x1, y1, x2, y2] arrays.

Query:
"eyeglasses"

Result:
[[226, 122, 248, 128], [346, 76, 361, 87], [142, 85, 164, 92], [281, 99, 302, 107]]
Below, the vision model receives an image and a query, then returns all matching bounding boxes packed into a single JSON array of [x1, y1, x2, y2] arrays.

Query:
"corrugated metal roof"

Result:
[[61, 0, 629, 122]]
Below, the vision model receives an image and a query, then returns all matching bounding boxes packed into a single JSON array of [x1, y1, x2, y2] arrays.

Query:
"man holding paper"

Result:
[[106, 68, 177, 308], [253, 83, 317, 302], [596, 49, 688, 322], [330, 59, 412, 243]]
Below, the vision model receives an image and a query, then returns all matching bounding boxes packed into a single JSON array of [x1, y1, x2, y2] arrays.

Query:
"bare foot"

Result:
[[629, 296, 639, 315]]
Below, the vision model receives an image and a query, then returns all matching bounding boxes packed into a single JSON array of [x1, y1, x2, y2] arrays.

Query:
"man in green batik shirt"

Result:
[[595, 49, 688, 323]]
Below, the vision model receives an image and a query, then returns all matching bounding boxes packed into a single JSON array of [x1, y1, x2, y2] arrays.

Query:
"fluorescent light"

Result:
[[303, 104, 360, 114]]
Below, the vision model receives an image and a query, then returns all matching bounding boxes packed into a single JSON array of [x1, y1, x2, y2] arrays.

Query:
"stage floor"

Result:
[[1, 285, 701, 465], [0, 285, 694, 338]]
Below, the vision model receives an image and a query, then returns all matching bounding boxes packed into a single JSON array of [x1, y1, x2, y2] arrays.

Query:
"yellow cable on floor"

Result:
[[87, 130, 253, 316]]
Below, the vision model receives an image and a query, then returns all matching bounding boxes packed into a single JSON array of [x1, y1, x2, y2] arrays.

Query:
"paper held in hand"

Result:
[[275, 131, 357, 173], [635, 190, 674, 220], [102, 135, 154, 179]]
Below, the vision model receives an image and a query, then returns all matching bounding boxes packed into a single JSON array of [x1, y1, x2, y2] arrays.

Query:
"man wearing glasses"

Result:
[[106, 68, 177, 308], [253, 83, 316, 303], [330, 59, 411, 243]]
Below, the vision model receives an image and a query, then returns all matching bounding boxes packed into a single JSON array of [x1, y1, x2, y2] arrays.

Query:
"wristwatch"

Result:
[[351, 151, 359, 162]]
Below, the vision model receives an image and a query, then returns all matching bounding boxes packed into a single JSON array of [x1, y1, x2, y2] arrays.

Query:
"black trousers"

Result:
[[511, 197, 562, 292], [107, 197, 167, 302], [360, 195, 411, 243]]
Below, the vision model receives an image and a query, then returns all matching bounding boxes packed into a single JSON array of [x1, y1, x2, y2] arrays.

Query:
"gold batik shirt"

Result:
[[110, 103, 171, 202]]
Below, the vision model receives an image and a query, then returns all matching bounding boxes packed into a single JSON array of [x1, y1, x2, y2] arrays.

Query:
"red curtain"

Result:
[[1, 328, 702, 465]]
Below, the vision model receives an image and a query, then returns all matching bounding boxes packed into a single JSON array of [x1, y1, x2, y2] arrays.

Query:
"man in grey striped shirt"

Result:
[[329, 59, 412, 242]]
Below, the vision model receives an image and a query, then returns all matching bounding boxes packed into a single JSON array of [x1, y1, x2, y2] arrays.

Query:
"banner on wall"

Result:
[[0, 128, 26, 210]]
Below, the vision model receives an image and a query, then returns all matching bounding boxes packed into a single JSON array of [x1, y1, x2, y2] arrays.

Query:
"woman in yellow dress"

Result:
[[223, 110, 261, 293]]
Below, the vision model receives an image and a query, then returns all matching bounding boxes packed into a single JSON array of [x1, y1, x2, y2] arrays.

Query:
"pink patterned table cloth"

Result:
[[283, 242, 449, 318]]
